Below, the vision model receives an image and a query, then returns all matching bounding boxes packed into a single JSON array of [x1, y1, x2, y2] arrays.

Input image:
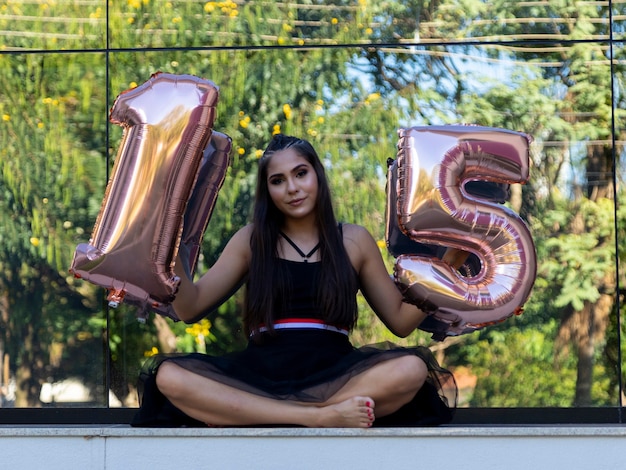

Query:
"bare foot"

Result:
[[315, 396, 375, 428]]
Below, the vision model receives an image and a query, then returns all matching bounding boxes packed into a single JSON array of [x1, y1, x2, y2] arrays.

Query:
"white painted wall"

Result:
[[1, 426, 625, 470]]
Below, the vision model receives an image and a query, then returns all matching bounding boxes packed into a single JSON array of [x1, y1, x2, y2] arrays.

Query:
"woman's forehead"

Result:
[[266, 148, 310, 174]]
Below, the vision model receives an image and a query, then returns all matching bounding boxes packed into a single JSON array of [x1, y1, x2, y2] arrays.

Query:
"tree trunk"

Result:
[[573, 303, 594, 406], [14, 323, 42, 407], [572, 292, 613, 406], [509, 183, 523, 214], [153, 314, 178, 353]]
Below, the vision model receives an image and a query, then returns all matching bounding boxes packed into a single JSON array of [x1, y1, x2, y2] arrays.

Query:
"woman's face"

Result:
[[265, 147, 319, 221]]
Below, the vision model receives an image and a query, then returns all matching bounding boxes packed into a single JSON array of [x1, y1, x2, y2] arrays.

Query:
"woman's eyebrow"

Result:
[[268, 163, 308, 179]]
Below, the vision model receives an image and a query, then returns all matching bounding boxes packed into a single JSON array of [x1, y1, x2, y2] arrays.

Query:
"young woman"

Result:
[[132, 134, 456, 428]]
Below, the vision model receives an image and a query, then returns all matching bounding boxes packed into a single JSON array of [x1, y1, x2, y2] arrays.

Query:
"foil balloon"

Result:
[[138, 130, 231, 321], [385, 125, 536, 340], [71, 72, 226, 321]]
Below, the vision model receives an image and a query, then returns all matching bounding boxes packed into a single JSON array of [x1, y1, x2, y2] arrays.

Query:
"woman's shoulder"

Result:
[[340, 223, 378, 267], [223, 224, 254, 254], [234, 223, 254, 239], [340, 223, 373, 242]]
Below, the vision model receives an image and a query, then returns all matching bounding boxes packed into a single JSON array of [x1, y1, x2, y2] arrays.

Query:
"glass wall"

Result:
[[1, 0, 624, 423]]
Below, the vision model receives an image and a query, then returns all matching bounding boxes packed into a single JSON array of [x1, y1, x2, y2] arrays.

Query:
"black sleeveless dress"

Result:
[[131, 260, 457, 427]]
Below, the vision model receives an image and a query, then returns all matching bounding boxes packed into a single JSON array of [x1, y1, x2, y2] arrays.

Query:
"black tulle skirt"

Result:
[[131, 329, 457, 427]]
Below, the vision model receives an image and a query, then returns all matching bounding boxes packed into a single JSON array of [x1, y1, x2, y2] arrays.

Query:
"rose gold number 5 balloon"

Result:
[[71, 72, 222, 321], [386, 125, 537, 340]]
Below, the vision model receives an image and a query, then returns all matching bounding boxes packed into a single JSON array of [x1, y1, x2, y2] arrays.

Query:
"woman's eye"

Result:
[[270, 178, 283, 185], [297, 169, 308, 178]]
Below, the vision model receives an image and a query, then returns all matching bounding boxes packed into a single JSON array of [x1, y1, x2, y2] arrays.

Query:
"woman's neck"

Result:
[[280, 214, 318, 238], [279, 216, 320, 260]]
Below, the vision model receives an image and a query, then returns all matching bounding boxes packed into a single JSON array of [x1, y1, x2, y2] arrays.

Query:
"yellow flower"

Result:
[[239, 115, 251, 128], [255, 149, 263, 158], [277, 37, 285, 45], [283, 103, 292, 120], [376, 239, 386, 250], [37, 122, 44, 129], [128, 0, 141, 9], [331, 17, 338, 25], [186, 319, 212, 338], [129, 81, 138, 89], [144, 346, 159, 357], [364, 92, 381, 106], [2, 114, 9, 121], [172, 17, 182, 24], [238, 147, 245, 155], [272, 124, 281, 135], [30, 237, 40, 247], [127, 17, 135, 24], [204, 2, 215, 13]]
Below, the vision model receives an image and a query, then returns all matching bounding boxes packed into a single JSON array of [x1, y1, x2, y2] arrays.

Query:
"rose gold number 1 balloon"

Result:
[[71, 73, 222, 321], [386, 125, 537, 340]]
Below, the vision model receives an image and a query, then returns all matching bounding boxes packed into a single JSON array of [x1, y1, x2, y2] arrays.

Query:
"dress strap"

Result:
[[279, 231, 320, 262]]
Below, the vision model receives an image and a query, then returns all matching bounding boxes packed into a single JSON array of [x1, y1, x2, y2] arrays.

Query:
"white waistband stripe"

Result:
[[254, 320, 349, 336]]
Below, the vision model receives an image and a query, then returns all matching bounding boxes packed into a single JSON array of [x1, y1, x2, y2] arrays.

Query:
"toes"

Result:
[[357, 396, 375, 410]]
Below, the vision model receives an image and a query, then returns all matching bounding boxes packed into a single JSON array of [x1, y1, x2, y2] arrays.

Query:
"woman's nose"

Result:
[[286, 178, 298, 193]]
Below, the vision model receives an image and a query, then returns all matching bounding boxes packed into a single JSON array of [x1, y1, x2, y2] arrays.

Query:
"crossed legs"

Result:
[[155, 354, 428, 428]]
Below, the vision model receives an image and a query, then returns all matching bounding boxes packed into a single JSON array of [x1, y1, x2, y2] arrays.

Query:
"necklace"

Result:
[[279, 231, 320, 262]]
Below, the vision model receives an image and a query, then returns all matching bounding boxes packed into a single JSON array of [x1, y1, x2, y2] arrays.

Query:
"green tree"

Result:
[[0, 53, 109, 405], [2, 0, 625, 411], [353, 0, 623, 407]]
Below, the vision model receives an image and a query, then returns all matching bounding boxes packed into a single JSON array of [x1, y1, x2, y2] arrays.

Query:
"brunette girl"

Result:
[[132, 134, 456, 428]]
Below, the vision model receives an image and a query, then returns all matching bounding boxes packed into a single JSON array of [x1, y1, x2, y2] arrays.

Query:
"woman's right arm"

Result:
[[172, 224, 253, 323]]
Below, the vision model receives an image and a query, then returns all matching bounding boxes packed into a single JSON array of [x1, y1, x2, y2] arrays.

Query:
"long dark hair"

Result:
[[244, 134, 358, 337]]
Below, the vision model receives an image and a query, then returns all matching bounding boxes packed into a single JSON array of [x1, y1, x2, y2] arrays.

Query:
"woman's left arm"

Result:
[[343, 224, 427, 338]]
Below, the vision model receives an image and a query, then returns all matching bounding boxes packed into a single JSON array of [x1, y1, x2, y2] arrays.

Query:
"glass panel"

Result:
[[615, 43, 626, 412], [103, 40, 620, 411], [613, 1, 626, 40], [108, 0, 610, 50], [0, 1, 106, 51], [0, 52, 108, 407], [0, 1, 623, 418]]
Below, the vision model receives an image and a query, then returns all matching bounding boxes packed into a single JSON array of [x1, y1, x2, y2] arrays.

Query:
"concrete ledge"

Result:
[[2, 425, 626, 469]]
